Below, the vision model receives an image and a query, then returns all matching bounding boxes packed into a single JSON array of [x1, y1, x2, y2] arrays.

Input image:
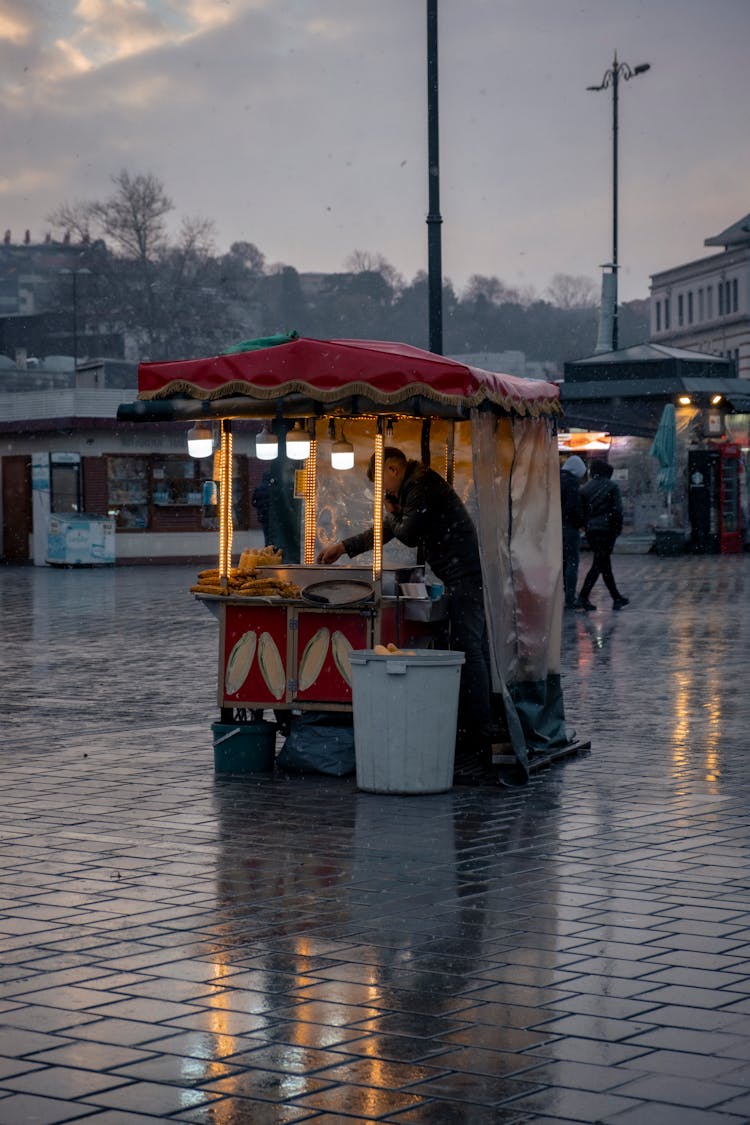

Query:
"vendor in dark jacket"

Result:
[[317, 447, 498, 756], [577, 459, 629, 611]]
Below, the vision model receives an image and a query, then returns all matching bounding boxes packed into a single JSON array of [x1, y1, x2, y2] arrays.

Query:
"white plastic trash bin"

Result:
[[349, 649, 465, 794]]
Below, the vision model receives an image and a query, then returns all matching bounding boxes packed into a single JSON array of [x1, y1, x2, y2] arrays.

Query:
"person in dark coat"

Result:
[[251, 471, 272, 540], [316, 446, 499, 760], [251, 461, 301, 563], [577, 459, 629, 611], [560, 455, 586, 609]]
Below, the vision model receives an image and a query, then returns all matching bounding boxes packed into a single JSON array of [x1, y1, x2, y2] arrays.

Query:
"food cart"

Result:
[[118, 334, 584, 779]]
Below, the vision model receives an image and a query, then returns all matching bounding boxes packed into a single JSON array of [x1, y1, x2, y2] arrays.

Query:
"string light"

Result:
[[304, 437, 317, 564], [372, 431, 384, 582], [218, 423, 233, 582]]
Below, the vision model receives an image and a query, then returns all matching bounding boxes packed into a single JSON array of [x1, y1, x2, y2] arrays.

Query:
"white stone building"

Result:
[[649, 214, 750, 379]]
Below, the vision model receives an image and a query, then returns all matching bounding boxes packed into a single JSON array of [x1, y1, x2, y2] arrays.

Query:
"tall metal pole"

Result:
[[426, 0, 443, 355], [72, 271, 79, 368], [588, 52, 649, 354], [611, 55, 619, 351]]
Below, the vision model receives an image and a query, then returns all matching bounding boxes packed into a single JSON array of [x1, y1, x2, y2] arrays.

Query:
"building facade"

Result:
[[0, 359, 269, 565], [650, 214, 750, 378]]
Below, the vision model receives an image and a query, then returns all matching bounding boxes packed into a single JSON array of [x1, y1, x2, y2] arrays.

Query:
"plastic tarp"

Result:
[[471, 410, 572, 775]]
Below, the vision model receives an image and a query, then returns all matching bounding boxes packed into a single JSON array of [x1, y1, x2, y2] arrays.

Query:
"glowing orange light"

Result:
[[304, 437, 317, 564], [372, 432, 384, 582], [218, 425, 233, 581]]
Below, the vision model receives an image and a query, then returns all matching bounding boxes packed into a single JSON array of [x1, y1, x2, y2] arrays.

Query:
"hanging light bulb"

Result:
[[286, 419, 311, 460], [255, 423, 278, 460], [331, 422, 354, 470], [187, 422, 214, 458]]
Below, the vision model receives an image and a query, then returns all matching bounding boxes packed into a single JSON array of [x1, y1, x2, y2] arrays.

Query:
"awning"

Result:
[[123, 335, 561, 422]]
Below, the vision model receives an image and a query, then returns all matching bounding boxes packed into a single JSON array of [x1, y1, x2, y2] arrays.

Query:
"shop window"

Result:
[[108, 456, 150, 529], [106, 454, 249, 532], [152, 457, 203, 508], [51, 456, 82, 514]]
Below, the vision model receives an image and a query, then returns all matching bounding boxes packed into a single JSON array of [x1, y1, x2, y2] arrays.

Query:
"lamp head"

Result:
[[331, 437, 354, 470], [286, 420, 311, 461], [187, 422, 213, 458], [255, 424, 278, 460]]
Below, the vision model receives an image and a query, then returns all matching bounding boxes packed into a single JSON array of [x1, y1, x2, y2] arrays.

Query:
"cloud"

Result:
[[1, 0, 749, 303], [182, 0, 248, 33], [63, 0, 180, 67], [0, 4, 33, 45]]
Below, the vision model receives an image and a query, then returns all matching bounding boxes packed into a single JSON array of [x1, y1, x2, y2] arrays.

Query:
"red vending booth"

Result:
[[688, 442, 742, 554]]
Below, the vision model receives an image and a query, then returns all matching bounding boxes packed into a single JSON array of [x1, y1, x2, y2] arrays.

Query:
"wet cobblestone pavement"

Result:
[[1, 553, 749, 1123]]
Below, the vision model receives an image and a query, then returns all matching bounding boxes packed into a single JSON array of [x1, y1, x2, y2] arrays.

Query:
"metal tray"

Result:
[[301, 579, 375, 606]]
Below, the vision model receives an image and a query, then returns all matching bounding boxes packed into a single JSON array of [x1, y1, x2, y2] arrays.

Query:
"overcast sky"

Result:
[[3, 0, 749, 302]]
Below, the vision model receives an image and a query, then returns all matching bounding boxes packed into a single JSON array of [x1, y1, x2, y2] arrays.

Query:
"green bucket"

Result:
[[211, 721, 276, 773]]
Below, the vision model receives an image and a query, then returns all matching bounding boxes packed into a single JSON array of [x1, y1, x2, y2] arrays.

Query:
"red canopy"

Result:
[[137, 336, 560, 418]]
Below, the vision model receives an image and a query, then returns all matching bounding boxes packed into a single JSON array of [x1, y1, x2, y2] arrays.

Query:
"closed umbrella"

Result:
[[650, 403, 677, 523]]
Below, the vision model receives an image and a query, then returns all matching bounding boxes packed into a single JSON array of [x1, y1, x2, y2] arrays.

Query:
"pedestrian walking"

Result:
[[577, 459, 629, 611], [560, 455, 586, 609]]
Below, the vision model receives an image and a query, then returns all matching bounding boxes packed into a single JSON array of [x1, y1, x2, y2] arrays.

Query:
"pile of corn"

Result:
[[190, 545, 301, 599], [373, 643, 417, 656]]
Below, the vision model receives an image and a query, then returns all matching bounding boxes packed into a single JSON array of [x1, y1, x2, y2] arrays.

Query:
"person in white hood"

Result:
[[560, 455, 586, 609]]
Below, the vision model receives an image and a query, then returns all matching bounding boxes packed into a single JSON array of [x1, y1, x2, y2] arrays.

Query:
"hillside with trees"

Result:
[[38, 170, 648, 368]]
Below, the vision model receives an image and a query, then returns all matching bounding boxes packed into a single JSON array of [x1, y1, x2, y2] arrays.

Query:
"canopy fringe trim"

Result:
[[137, 378, 562, 418]]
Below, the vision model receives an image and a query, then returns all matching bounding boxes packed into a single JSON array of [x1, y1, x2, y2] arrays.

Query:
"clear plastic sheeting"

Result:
[[313, 417, 477, 574], [471, 410, 569, 761]]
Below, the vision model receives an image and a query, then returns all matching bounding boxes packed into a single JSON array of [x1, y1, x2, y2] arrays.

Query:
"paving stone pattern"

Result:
[[0, 555, 749, 1123]]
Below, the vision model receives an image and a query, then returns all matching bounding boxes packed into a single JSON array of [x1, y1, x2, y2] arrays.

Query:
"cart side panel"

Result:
[[222, 603, 289, 707], [293, 609, 370, 703], [216, 601, 228, 709]]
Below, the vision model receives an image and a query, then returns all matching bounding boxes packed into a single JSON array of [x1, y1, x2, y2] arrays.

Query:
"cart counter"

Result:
[[195, 564, 447, 713]]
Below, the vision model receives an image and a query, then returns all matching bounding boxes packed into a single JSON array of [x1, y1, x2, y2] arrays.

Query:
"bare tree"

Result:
[[463, 274, 523, 305], [344, 249, 404, 294], [46, 200, 94, 243], [545, 272, 598, 309], [87, 170, 173, 264]]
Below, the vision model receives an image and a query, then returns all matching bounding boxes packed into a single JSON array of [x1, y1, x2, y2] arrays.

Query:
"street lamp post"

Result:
[[59, 267, 91, 367], [426, 0, 443, 356], [587, 51, 650, 352]]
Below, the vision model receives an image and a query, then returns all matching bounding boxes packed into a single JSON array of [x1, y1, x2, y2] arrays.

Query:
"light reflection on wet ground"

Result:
[[0, 554, 749, 1123]]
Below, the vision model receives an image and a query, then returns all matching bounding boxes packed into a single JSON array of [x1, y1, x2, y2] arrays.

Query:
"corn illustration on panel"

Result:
[[332, 631, 353, 686], [298, 627, 330, 691], [225, 630, 257, 694], [258, 631, 286, 700]]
